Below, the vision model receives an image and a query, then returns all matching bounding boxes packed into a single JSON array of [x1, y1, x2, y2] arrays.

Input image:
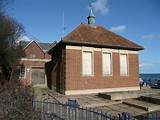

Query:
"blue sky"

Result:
[[6, 0, 160, 73]]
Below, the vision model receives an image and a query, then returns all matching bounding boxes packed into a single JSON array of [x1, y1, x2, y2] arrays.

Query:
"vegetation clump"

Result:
[[0, 1, 41, 119]]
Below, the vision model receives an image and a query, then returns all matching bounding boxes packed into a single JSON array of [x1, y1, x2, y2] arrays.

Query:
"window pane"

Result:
[[120, 54, 128, 75], [19, 64, 25, 79], [82, 51, 92, 75], [103, 53, 111, 75]]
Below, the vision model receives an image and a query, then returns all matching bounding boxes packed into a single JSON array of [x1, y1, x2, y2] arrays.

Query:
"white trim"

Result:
[[120, 54, 129, 76], [82, 46, 94, 52], [119, 50, 128, 54], [23, 40, 44, 53], [94, 48, 101, 51], [82, 46, 101, 52], [23, 67, 26, 79], [66, 45, 81, 50], [128, 51, 138, 54], [23, 40, 34, 50], [20, 58, 51, 62], [119, 50, 138, 54], [19, 65, 26, 80], [102, 48, 118, 53], [82, 50, 94, 76], [65, 86, 140, 95], [102, 52, 113, 76], [66, 45, 138, 54]]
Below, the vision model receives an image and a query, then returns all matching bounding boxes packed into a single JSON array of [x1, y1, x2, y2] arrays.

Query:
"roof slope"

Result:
[[19, 41, 55, 51], [62, 23, 143, 50]]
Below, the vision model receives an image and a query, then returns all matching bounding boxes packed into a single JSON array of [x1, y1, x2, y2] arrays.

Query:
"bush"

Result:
[[0, 83, 41, 120]]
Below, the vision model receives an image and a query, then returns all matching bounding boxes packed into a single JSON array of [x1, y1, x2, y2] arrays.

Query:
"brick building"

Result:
[[48, 9, 144, 95], [19, 40, 54, 86]]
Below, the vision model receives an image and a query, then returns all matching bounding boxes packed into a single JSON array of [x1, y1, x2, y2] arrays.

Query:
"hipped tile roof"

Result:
[[62, 23, 143, 50]]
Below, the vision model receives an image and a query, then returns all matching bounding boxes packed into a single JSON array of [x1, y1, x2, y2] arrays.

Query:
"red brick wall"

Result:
[[24, 42, 51, 59], [50, 46, 65, 93], [19, 42, 51, 86], [65, 49, 139, 91], [45, 53, 51, 59], [19, 60, 46, 86]]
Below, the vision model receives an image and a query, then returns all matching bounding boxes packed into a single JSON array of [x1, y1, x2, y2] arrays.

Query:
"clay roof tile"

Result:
[[62, 23, 144, 50]]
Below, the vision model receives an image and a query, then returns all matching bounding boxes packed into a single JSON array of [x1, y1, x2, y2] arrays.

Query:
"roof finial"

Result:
[[87, 4, 95, 25]]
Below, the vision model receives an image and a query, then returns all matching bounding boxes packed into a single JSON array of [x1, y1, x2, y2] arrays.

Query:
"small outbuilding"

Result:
[[19, 40, 54, 86], [48, 9, 144, 95]]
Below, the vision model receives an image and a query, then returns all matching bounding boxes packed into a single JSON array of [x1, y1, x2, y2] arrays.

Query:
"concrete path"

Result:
[[34, 87, 160, 117], [99, 87, 160, 100], [53, 94, 122, 107], [123, 99, 160, 112], [96, 103, 147, 116], [140, 93, 160, 104]]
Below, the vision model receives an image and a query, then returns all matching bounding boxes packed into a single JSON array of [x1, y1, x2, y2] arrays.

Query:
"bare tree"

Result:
[[0, 0, 13, 12], [0, 1, 24, 83], [0, 1, 41, 119]]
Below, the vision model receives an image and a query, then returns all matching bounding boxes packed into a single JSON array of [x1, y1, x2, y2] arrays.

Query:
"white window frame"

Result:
[[82, 50, 94, 76], [120, 54, 129, 76], [102, 52, 112, 76], [19, 64, 26, 80]]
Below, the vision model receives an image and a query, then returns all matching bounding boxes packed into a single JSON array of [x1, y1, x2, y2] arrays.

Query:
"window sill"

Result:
[[120, 75, 129, 77], [103, 74, 113, 77], [82, 74, 94, 77]]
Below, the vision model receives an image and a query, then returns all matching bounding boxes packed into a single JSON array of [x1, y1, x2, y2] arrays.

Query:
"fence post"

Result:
[[85, 107, 87, 120], [88, 108, 91, 120], [32, 100, 136, 120], [94, 108, 98, 120], [50, 112, 54, 120], [109, 114, 112, 120], [100, 110, 103, 120], [93, 108, 96, 120], [53, 102, 55, 114], [122, 112, 127, 120], [118, 113, 121, 120], [67, 106, 69, 120], [75, 107, 78, 120], [35, 101, 37, 111], [41, 102, 44, 119], [32, 100, 34, 109], [98, 110, 101, 120], [60, 104, 62, 119], [47, 101, 50, 113]]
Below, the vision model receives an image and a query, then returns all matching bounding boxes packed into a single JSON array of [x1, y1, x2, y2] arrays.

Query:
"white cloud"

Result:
[[18, 35, 31, 41], [91, 0, 109, 15], [139, 63, 153, 68], [141, 34, 160, 40], [109, 25, 127, 33]]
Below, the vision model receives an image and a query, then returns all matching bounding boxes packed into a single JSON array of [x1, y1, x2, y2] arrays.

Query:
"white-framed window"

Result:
[[102, 52, 112, 76], [30, 54, 36, 59], [82, 51, 93, 76], [19, 64, 26, 79], [120, 54, 128, 76]]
